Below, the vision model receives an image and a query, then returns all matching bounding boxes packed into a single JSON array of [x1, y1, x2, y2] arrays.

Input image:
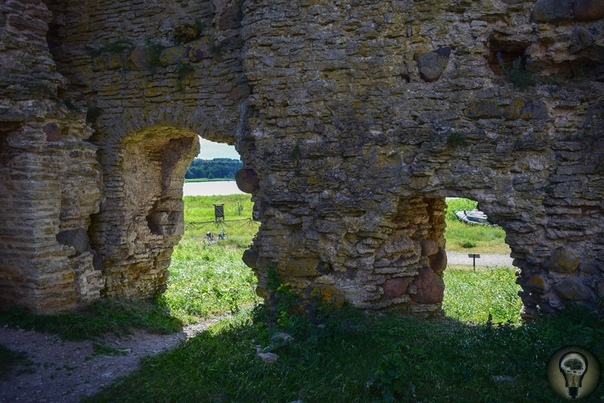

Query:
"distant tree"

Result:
[[184, 158, 242, 180]]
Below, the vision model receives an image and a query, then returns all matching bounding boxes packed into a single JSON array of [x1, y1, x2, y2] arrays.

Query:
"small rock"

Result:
[[383, 277, 412, 298], [410, 266, 445, 304], [570, 27, 594, 54], [417, 47, 451, 83], [543, 246, 580, 273], [256, 350, 279, 363], [554, 278, 593, 301], [420, 239, 439, 257]]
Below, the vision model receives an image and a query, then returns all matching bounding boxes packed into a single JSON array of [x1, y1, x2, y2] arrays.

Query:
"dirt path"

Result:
[[446, 251, 514, 268], [0, 318, 223, 403]]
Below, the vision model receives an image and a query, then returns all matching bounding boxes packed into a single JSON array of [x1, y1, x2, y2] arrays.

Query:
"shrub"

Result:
[[497, 53, 535, 90]]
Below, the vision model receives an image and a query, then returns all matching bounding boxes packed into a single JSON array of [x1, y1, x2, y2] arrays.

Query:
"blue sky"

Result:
[[198, 137, 240, 160]]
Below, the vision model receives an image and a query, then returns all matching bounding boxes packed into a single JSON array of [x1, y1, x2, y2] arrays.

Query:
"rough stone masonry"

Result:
[[0, 0, 602, 318]]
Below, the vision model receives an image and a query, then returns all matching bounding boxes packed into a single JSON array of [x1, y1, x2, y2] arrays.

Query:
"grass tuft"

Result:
[[0, 344, 29, 379], [0, 300, 181, 341]]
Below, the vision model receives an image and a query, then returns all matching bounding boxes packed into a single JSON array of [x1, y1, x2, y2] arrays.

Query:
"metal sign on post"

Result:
[[468, 253, 480, 270], [214, 204, 224, 222]]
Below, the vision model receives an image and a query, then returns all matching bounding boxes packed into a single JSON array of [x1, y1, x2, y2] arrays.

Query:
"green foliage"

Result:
[[460, 240, 477, 248], [498, 55, 535, 90], [91, 343, 128, 357], [0, 344, 29, 378], [290, 140, 301, 159], [0, 300, 181, 341], [447, 131, 467, 147], [106, 40, 130, 54], [86, 106, 103, 123], [145, 39, 165, 71], [176, 62, 195, 91], [185, 157, 242, 180], [85, 39, 131, 57], [445, 198, 477, 220]]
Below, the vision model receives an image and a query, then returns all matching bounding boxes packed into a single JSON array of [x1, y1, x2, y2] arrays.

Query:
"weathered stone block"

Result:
[[428, 247, 447, 274], [128, 46, 151, 71], [410, 267, 445, 304], [573, 0, 604, 21], [570, 27, 595, 54], [417, 48, 450, 83], [189, 38, 212, 62], [525, 275, 549, 293], [420, 239, 439, 257], [532, 0, 573, 22], [286, 258, 321, 277], [159, 46, 189, 67], [554, 278, 592, 300], [543, 246, 580, 273], [383, 277, 412, 298], [56, 228, 90, 256], [235, 168, 260, 193]]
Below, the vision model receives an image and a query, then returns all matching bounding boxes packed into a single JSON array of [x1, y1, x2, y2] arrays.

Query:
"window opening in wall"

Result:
[[441, 197, 522, 324], [163, 138, 261, 322]]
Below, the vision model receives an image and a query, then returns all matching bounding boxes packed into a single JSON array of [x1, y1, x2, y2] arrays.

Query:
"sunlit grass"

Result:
[[164, 243, 261, 324], [445, 198, 510, 254], [443, 266, 522, 324]]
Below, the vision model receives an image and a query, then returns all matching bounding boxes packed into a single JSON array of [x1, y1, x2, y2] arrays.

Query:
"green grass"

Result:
[[0, 300, 182, 341], [163, 243, 260, 324], [85, 304, 604, 403], [4, 195, 604, 401], [0, 344, 29, 379], [445, 198, 510, 254], [443, 266, 522, 323]]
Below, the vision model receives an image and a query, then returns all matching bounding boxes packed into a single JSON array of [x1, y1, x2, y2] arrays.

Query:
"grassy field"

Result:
[[4, 197, 604, 401], [444, 198, 509, 254]]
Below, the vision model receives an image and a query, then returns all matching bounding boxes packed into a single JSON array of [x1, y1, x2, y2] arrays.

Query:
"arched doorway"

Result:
[[162, 138, 260, 319], [440, 197, 522, 323]]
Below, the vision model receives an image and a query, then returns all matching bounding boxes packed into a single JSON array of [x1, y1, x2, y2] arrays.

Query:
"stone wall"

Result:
[[0, 0, 602, 317], [238, 0, 604, 318]]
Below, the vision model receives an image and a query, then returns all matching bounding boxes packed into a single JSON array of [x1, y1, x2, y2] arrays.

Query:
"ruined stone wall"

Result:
[[0, 0, 102, 311], [239, 0, 604, 317], [0, 0, 248, 311], [1, 0, 602, 316]]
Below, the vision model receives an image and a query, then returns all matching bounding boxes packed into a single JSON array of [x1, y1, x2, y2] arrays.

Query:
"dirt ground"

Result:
[[0, 319, 221, 403], [0, 253, 512, 402]]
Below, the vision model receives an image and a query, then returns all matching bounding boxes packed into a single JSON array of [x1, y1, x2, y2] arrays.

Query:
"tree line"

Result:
[[185, 158, 242, 180]]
